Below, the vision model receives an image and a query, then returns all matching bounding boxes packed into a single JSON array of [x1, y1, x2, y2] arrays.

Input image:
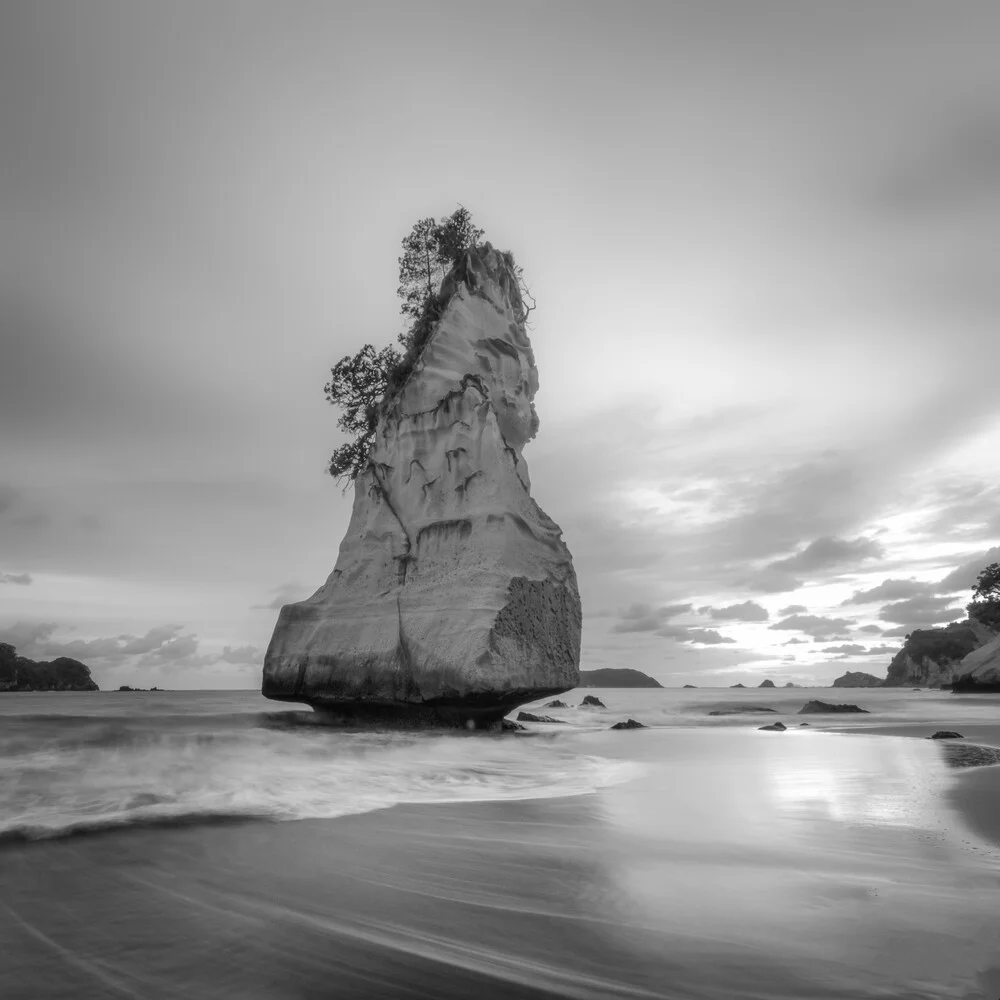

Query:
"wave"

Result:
[[0, 726, 642, 846]]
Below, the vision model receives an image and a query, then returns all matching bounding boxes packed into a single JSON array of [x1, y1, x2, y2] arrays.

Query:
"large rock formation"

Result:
[[0, 643, 99, 691], [262, 246, 581, 726], [832, 671, 883, 688], [882, 620, 995, 688], [953, 632, 1000, 691]]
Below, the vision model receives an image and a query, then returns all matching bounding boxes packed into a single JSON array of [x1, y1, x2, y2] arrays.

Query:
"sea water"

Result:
[[1, 687, 999, 998]]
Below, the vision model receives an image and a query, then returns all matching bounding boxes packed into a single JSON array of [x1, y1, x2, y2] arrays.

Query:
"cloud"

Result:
[[769, 614, 855, 640], [121, 624, 185, 654], [137, 633, 200, 664], [778, 604, 807, 615], [707, 601, 769, 622], [252, 583, 311, 611], [0, 619, 202, 666], [740, 569, 804, 594], [935, 546, 1000, 594], [0, 571, 32, 585], [657, 624, 736, 645], [822, 644, 867, 655], [877, 595, 966, 626], [857, 624, 884, 634], [768, 535, 883, 573], [880, 626, 911, 638], [613, 602, 692, 633], [0, 621, 58, 652], [220, 644, 261, 665], [782, 637, 807, 645], [841, 578, 931, 604]]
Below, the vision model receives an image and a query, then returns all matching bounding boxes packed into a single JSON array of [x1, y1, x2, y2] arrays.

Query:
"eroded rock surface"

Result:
[[953, 632, 1000, 691], [262, 246, 581, 725]]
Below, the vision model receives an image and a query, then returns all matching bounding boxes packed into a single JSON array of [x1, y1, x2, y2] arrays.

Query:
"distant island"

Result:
[[0, 643, 99, 692], [578, 668, 662, 688], [116, 685, 164, 692], [832, 671, 883, 688]]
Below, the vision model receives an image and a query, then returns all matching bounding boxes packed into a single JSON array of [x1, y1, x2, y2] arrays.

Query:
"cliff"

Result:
[[953, 632, 1000, 691], [578, 668, 662, 689], [882, 620, 995, 688], [263, 245, 581, 726], [832, 671, 883, 688], [0, 643, 99, 692]]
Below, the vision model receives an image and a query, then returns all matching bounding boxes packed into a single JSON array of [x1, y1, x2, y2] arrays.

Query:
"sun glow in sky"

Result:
[[2, 2, 999, 688]]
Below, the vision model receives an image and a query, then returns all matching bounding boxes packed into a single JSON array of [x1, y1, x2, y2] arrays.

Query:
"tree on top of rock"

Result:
[[325, 207, 488, 486], [968, 562, 1000, 631], [396, 208, 484, 326]]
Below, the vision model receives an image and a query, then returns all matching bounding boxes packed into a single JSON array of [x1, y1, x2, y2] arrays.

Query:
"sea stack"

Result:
[[262, 245, 581, 726]]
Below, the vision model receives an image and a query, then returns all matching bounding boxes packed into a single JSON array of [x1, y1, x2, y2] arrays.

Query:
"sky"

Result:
[[2, 1, 999, 689]]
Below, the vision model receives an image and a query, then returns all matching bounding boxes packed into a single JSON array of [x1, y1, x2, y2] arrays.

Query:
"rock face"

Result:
[[578, 668, 661, 688], [883, 620, 995, 688], [832, 671, 883, 688], [262, 246, 581, 726], [0, 643, 99, 692], [953, 632, 1000, 691]]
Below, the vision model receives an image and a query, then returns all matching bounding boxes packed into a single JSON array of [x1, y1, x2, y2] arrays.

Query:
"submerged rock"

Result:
[[0, 643, 99, 692], [262, 247, 581, 726], [758, 722, 786, 731], [516, 711, 566, 724], [708, 706, 776, 715], [579, 695, 606, 708], [610, 718, 646, 730], [798, 700, 869, 714]]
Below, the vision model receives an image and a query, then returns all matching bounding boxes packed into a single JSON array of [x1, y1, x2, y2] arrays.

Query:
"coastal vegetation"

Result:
[[967, 561, 1000, 631], [323, 208, 532, 485]]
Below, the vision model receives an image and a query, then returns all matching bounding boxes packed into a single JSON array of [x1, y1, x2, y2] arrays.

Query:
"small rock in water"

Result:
[[516, 711, 566, 724], [709, 706, 777, 715], [610, 718, 646, 730], [927, 731, 964, 740], [544, 699, 568, 708], [798, 722, 810, 727], [580, 695, 606, 708], [758, 722, 787, 731], [798, 700, 869, 714]]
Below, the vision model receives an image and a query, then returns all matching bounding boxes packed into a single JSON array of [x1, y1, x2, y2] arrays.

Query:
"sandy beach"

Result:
[[3, 692, 1000, 1000]]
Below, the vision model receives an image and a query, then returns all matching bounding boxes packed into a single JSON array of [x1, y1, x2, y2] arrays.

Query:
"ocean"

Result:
[[2, 686, 999, 998]]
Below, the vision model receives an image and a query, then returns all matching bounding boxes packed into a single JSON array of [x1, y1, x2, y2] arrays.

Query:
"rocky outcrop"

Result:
[[798, 700, 869, 714], [578, 668, 662, 688], [262, 246, 580, 726], [832, 671, 883, 688], [516, 711, 565, 724], [758, 679, 775, 688], [759, 722, 786, 731], [579, 695, 606, 708], [953, 632, 1000, 691], [0, 643, 99, 692], [610, 718, 646, 730], [882, 620, 995, 688]]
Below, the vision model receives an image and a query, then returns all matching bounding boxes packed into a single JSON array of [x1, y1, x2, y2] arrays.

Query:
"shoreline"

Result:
[[826, 721, 1000, 849]]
